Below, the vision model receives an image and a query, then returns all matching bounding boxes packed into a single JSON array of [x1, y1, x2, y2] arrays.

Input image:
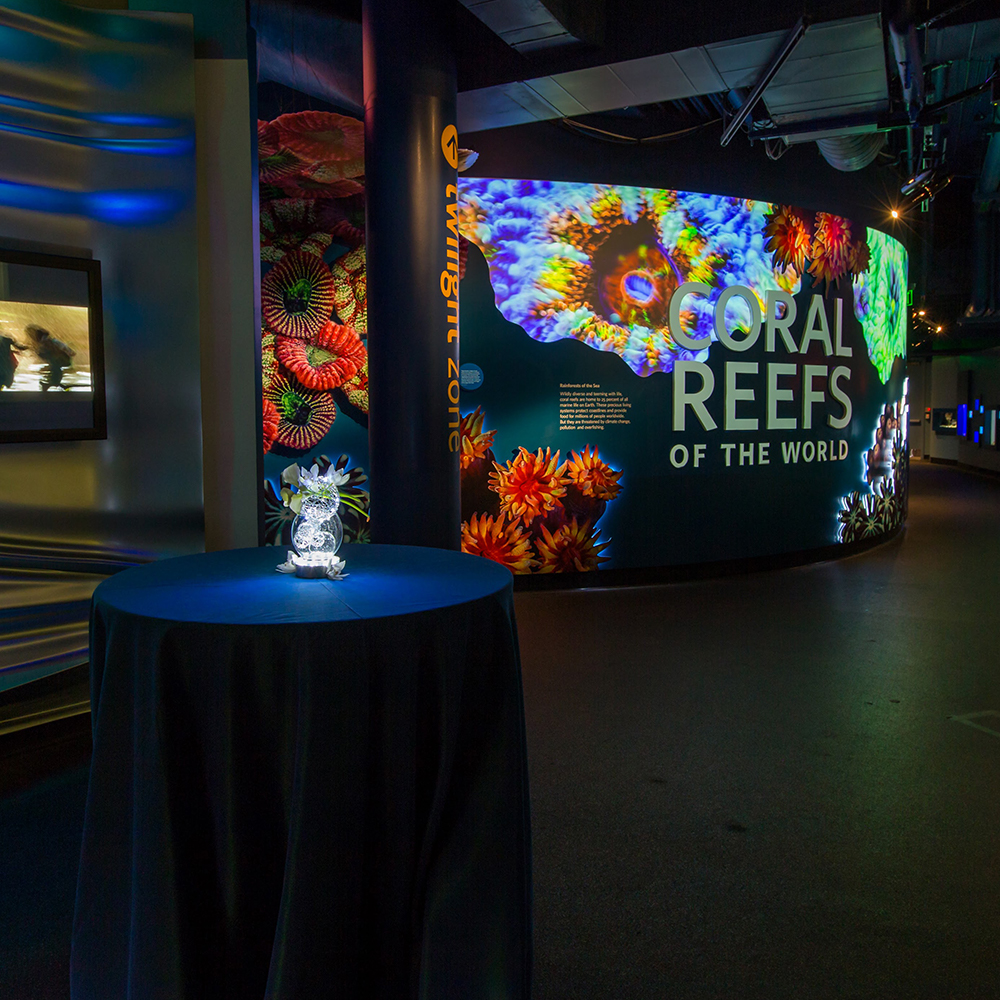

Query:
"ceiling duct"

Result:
[[815, 131, 887, 171], [457, 0, 602, 54], [886, 0, 925, 123]]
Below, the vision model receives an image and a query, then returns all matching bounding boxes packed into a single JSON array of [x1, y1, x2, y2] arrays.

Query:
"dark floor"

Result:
[[1, 460, 999, 998], [517, 460, 1000, 999], [0, 719, 90, 1000]]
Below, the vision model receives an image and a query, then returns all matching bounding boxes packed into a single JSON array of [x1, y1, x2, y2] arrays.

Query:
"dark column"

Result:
[[363, 0, 460, 549]]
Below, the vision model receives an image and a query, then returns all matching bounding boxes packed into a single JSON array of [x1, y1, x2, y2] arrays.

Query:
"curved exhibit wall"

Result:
[[456, 179, 908, 577]]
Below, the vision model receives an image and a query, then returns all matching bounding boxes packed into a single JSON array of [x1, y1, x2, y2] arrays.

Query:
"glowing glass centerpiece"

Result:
[[275, 463, 366, 579]]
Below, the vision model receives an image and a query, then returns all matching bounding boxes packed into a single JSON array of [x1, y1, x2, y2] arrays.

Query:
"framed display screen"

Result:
[[0, 248, 106, 443]]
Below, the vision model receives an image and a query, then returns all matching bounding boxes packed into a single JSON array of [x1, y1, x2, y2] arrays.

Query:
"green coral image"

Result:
[[852, 229, 907, 383]]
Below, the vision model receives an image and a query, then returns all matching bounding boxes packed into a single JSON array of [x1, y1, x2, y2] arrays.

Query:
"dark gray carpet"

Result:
[[516, 461, 1000, 999], [2, 461, 998, 998]]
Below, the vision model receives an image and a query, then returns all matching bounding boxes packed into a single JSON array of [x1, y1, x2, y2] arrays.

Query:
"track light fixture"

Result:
[[900, 166, 952, 207]]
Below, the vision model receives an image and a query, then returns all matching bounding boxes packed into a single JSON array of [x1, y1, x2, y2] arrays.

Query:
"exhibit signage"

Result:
[[456, 180, 908, 575]]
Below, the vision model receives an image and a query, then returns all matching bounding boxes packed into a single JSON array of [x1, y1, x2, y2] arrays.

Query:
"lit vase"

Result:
[[290, 492, 343, 576]]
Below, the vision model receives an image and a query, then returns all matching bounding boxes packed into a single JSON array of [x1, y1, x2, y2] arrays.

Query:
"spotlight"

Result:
[[918, 309, 925, 316], [936, 325, 943, 332], [901, 167, 952, 207], [891, 209, 900, 219]]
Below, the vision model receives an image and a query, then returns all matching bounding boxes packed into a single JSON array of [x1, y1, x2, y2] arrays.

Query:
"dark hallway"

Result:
[[2, 461, 999, 998]]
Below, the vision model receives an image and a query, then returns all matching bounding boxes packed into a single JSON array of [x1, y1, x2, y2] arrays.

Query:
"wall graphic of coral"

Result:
[[852, 229, 907, 383], [457, 180, 888, 379], [459, 407, 622, 574], [837, 399, 908, 544], [257, 109, 370, 539]]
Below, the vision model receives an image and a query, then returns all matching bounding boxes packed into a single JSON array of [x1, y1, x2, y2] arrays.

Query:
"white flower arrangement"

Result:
[[275, 462, 366, 580]]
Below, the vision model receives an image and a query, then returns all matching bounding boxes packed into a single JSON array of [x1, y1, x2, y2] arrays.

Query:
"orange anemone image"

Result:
[[490, 447, 568, 526], [276, 321, 365, 390], [762, 205, 813, 274], [809, 212, 853, 285], [535, 518, 610, 573], [847, 237, 871, 275], [459, 408, 497, 471], [461, 513, 535, 574], [564, 445, 622, 501]]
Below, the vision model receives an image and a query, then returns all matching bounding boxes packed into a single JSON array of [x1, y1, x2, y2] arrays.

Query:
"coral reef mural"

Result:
[[456, 178, 909, 572], [257, 109, 370, 545], [459, 407, 622, 573], [456, 180, 905, 386]]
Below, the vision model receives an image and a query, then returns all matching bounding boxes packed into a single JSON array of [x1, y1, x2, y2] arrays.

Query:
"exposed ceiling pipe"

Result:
[[886, 0, 925, 124], [719, 16, 809, 147]]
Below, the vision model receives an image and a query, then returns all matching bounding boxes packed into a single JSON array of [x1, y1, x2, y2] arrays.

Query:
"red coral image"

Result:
[[262, 396, 280, 453], [564, 445, 622, 501], [259, 199, 332, 263], [459, 407, 497, 471], [337, 355, 368, 417], [330, 247, 367, 337], [261, 251, 335, 340], [276, 321, 365, 390], [263, 371, 337, 454], [272, 111, 364, 177]]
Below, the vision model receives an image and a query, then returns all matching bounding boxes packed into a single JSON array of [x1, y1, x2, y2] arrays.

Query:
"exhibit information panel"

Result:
[[456, 180, 908, 575]]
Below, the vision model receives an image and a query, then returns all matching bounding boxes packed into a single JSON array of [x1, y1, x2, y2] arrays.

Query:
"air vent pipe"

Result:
[[815, 132, 886, 171], [887, 0, 924, 123]]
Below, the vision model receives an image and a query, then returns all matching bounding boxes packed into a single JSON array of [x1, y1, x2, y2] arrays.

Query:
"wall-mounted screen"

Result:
[[457, 179, 908, 577], [0, 249, 105, 443]]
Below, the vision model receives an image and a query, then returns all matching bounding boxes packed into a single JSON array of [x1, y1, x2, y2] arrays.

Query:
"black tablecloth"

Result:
[[71, 544, 531, 999]]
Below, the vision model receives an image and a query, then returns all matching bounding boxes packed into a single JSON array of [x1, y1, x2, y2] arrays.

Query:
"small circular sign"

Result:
[[460, 363, 484, 390], [441, 124, 458, 169]]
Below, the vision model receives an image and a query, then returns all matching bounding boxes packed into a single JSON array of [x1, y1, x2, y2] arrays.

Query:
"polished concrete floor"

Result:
[[1, 461, 998, 998], [516, 460, 1000, 999]]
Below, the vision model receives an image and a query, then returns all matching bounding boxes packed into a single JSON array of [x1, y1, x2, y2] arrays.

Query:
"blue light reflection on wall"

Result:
[[957, 404, 968, 437], [0, 120, 193, 155], [0, 178, 183, 225], [0, 94, 186, 129]]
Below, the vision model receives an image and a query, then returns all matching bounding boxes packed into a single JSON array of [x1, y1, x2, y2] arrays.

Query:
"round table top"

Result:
[[93, 543, 513, 625]]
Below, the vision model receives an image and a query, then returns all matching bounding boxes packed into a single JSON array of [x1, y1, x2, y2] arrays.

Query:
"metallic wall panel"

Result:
[[0, 0, 201, 550], [0, 0, 201, 691]]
